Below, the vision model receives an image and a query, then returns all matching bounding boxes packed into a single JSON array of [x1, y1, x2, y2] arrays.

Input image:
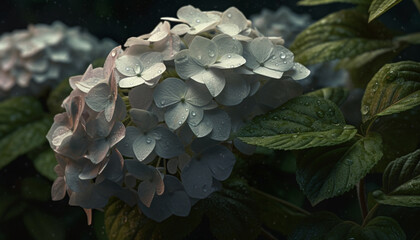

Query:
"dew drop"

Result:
[[208, 51, 215, 57], [283, 61, 287, 64], [227, 54, 232, 58], [160, 100, 165, 106], [344, 158, 353, 166], [195, 19, 200, 23], [191, 111, 196, 117], [372, 82, 379, 92], [178, 121, 183, 125], [146, 138, 152, 144], [280, 52, 286, 59], [316, 111, 324, 118], [111, 51, 116, 57], [227, 13, 232, 18], [158, 70, 162, 74]]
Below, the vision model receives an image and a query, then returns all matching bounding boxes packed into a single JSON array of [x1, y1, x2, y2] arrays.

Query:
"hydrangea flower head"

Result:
[[0, 22, 115, 99], [48, 5, 310, 223]]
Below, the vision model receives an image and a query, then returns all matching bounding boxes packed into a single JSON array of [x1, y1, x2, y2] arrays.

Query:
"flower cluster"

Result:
[[48, 5, 310, 222], [0, 21, 115, 99]]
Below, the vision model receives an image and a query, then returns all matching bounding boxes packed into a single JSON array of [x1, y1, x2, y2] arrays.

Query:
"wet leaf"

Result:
[[290, 9, 395, 65], [306, 87, 349, 106], [368, 0, 403, 22], [0, 117, 52, 170], [296, 133, 383, 205], [361, 61, 420, 123], [289, 212, 406, 240], [298, 0, 370, 5], [374, 149, 420, 207], [238, 96, 357, 150]]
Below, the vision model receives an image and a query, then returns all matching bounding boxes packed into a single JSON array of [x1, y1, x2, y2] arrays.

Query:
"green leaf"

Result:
[[0, 96, 45, 138], [250, 188, 308, 235], [21, 177, 51, 201], [298, 0, 370, 5], [306, 87, 350, 106], [33, 149, 58, 181], [94, 211, 109, 240], [289, 212, 406, 240], [368, 0, 403, 22], [0, 117, 52, 170], [361, 61, 420, 123], [290, 9, 395, 65], [23, 210, 65, 240], [296, 133, 383, 205], [0, 190, 27, 222], [395, 33, 420, 45], [104, 198, 204, 240], [200, 179, 261, 240], [47, 78, 71, 114], [374, 149, 420, 207], [237, 96, 357, 150]]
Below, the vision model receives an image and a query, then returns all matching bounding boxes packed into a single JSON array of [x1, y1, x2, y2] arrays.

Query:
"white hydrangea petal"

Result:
[[133, 134, 156, 161], [253, 66, 283, 79], [221, 7, 248, 32], [129, 85, 154, 109], [148, 22, 169, 42], [99, 149, 124, 182], [75, 77, 106, 93], [85, 115, 113, 138], [212, 34, 243, 56], [164, 102, 189, 130], [118, 76, 145, 88], [79, 161, 104, 180], [283, 62, 311, 80], [153, 77, 185, 108], [174, 49, 203, 80], [130, 109, 158, 131], [217, 24, 241, 36], [108, 121, 126, 147], [161, 17, 185, 23], [65, 162, 89, 192], [170, 24, 190, 35], [204, 111, 229, 141], [167, 159, 178, 174], [138, 52, 163, 69], [177, 5, 210, 26], [51, 126, 72, 147], [125, 159, 152, 180], [264, 45, 294, 71], [153, 127, 183, 158], [211, 54, 245, 69], [188, 36, 218, 66], [51, 177, 66, 201], [202, 145, 235, 181], [243, 48, 259, 70], [160, 35, 181, 61], [115, 55, 141, 76], [152, 169, 165, 195], [138, 181, 156, 207], [250, 37, 273, 63], [185, 80, 212, 106], [202, 100, 218, 110], [188, 22, 218, 35], [86, 139, 109, 164], [168, 191, 191, 216], [189, 113, 212, 138], [191, 69, 225, 97], [85, 83, 110, 112], [215, 74, 250, 106], [186, 105, 204, 127], [141, 63, 166, 81], [181, 159, 213, 199]]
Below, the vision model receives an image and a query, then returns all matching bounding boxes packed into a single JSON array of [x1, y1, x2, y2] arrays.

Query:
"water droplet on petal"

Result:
[[146, 138, 152, 144], [227, 54, 231, 58], [111, 51, 116, 57], [208, 51, 215, 57], [191, 111, 196, 117], [227, 13, 232, 18], [280, 52, 286, 59], [195, 19, 200, 23], [160, 100, 165, 106], [178, 121, 183, 125]]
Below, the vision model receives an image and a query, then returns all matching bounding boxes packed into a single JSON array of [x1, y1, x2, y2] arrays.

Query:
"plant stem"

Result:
[[413, 0, 420, 13], [362, 203, 378, 227], [250, 187, 310, 216], [261, 227, 279, 240], [357, 178, 368, 221]]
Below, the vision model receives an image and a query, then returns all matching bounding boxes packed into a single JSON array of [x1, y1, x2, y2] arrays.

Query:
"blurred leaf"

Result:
[[94, 210, 109, 240], [200, 179, 261, 240], [23, 210, 65, 240], [289, 212, 405, 239], [105, 198, 204, 240], [47, 78, 71, 114], [395, 32, 420, 44], [373, 149, 420, 207], [0, 117, 52, 170], [0, 96, 44, 138], [251, 188, 308, 235], [238, 96, 357, 150], [92, 58, 106, 68], [33, 149, 58, 181], [0, 190, 26, 222], [369, 108, 420, 172], [361, 61, 420, 123], [290, 9, 395, 65], [368, 0, 403, 22], [298, 0, 370, 5], [296, 133, 383, 205], [306, 87, 350, 106], [21, 177, 51, 202]]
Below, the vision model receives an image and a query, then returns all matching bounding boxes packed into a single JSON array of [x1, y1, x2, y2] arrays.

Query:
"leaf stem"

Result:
[[413, 0, 420, 13], [250, 187, 310, 216], [362, 203, 378, 227], [364, 116, 378, 135], [260, 227, 279, 240], [357, 178, 368, 221]]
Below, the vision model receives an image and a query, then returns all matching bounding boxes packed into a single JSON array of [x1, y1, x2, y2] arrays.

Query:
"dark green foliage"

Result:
[[306, 87, 350, 106]]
